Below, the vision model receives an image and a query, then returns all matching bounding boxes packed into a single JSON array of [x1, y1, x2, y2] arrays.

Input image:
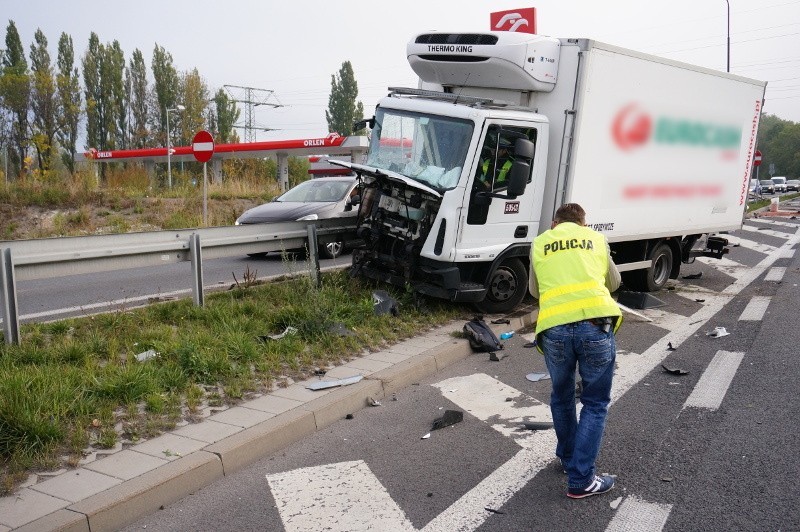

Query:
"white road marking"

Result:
[[747, 218, 799, 228], [683, 351, 745, 411], [765, 266, 786, 281], [695, 255, 744, 269], [724, 234, 777, 254], [266, 460, 415, 532], [638, 308, 693, 331], [432, 374, 551, 446], [741, 224, 793, 239], [605, 495, 673, 532], [738, 296, 771, 321], [779, 248, 796, 259]]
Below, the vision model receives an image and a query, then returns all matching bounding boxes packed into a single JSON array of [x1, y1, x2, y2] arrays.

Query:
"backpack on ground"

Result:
[[463, 316, 503, 352]]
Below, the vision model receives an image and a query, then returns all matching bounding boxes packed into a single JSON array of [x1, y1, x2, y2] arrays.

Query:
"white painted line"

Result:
[[741, 224, 793, 239], [748, 218, 799, 228], [780, 248, 796, 259], [638, 308, 692, 331], [738, 296, 771, 321], [432, 374, 551, 447], [765, 266, 786, 281], [267, 460, 415, 532], [683, 351, 745, 411], [606, 495, 673, 532], [421, 431, 557, 532], [724, 234, 777, 254], [695, 255, 744, 269]]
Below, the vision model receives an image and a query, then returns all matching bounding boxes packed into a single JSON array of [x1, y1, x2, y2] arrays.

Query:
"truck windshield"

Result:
[[366, 107, 473, 190]]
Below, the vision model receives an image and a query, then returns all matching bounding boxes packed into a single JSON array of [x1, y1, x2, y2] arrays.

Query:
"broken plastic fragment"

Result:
[[431, 409, 463, 430], [523, 341, 537, 348], [706, 326, 730, 338], [306, 374, 363, 390], [491, 318, 510, 324], [489, 351, 508, 361], [683, 272, 703, 279], [135, 349, 157, 362], [421, 433, 431, 439], [667, 342, 676, 351], [259, 326, 298, 341], [522, 421, 554, 431], [367, 396, 382, 407], [526, 372, 551, 382], [372, 290, 399, 316], [484, 507, 505, 514], [661, 364, 689, 375]]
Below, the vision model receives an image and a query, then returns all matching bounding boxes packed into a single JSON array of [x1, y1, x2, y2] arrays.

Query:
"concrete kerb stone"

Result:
[[18, 452, 223, 532], [301, 378, 385, 429], [368, 353, 439, 396], [204, 408, 317, 476], [12, 510, 88, 532]]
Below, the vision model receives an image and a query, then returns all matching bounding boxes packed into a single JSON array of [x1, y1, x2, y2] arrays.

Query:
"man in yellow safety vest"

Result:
[[529, 202, 622, 499]]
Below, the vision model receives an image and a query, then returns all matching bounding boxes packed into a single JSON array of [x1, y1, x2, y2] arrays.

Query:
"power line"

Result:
[[223, 85, 284, 142]]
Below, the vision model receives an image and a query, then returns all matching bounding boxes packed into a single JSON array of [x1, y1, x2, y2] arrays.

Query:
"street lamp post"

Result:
[[165, 104, 185, 188], [725, 0, 730, 72]]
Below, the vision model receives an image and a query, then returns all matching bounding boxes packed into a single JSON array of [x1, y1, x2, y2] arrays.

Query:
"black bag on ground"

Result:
[[463, 316, 503, 352]]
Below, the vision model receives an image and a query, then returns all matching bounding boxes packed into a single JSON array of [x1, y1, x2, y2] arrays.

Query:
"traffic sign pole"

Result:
[[192, 130, 215, 227]]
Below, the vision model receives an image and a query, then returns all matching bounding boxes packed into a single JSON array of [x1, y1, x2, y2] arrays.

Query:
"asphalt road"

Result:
[[120, 215, 800, 532]]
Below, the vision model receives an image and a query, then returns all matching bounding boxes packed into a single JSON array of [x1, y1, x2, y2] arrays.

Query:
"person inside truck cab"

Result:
[[476, 136, 514, 191]]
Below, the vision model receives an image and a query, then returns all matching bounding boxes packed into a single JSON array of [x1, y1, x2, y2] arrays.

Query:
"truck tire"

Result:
[[622, 242, 673, 292], [476, 258, 528, 314]]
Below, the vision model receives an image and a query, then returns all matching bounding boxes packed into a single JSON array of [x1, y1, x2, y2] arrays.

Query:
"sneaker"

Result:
[[567, 475, 616, 499]]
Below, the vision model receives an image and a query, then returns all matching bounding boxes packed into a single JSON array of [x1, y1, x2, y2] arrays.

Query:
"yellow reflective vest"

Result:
[[481, 158, 513, 186], [532, 222, 622, 336]]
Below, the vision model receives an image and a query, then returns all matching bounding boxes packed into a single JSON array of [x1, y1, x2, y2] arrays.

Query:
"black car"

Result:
[[236, 176, 359, 258]]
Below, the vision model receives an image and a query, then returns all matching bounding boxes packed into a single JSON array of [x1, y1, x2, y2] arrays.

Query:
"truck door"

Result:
[[460, 123, 541, 256]]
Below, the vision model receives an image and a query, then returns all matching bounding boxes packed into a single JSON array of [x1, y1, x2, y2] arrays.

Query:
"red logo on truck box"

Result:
[[611, 104, 652, 151]]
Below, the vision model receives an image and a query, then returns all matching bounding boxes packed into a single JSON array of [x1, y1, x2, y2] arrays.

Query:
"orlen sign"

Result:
[[611, 103, 741, 152], [490, 8, 537, 34]]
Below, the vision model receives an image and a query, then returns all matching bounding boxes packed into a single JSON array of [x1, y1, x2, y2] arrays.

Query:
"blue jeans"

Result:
[[540, 320, 616, 488]]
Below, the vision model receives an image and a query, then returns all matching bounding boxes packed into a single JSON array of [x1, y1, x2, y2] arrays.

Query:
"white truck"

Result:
[[336, 31, 767, 313]]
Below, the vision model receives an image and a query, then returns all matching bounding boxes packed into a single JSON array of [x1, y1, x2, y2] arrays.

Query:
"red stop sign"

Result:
[[754, 150, 762, 167], [192, 130, 214, 163]]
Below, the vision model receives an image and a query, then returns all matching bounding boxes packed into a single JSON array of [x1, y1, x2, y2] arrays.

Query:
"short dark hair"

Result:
[[554, 203, 586, 225]]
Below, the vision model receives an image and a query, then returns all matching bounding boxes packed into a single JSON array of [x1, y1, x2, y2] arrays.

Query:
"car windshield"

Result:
[[366, 107, 473, 190], [277, 180, 351, 202]]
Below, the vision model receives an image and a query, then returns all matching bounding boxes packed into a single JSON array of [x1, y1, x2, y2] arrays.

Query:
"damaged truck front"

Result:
[[335, 31, 766, 314]]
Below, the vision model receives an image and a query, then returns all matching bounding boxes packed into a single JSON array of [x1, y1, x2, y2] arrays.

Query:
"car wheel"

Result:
[[319, 241, 344, 259]]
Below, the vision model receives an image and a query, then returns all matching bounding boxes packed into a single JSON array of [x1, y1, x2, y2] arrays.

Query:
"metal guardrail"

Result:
[[0, 218, 357, 344]]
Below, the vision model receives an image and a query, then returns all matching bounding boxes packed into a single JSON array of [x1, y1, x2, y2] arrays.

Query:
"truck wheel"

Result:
[[319, 241, 344, 259], [475, 258, 528, 314], [622, 242, 673, 292]]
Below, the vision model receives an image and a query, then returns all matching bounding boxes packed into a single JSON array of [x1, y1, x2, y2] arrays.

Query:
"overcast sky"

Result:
[[4, 0, 799, 142]]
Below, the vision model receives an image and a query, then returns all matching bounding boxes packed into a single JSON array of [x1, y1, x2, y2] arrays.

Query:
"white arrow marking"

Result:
[[267, 460, 415, 532]]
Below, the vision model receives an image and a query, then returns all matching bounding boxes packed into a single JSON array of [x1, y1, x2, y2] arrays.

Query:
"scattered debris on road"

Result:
[[372, 290, 399, 316], [258, 326, 298, 341], [367, 396, 382, 407], [306, 374, 363, 390], [707, 326, 730, 338], [667, 342, 677, 351], [661, 364, 689, 375], [521, 421, 554, 431], [526, 372, 550, 382], [489, 351, 508, 361], [431, 409, 463, 430], [683, 272, 703, 279], [135, 349, 157, 362], [491, 318, 510, 324]]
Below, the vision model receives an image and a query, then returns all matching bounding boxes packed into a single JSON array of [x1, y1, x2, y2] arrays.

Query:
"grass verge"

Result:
[[0, 268, 470, 495]]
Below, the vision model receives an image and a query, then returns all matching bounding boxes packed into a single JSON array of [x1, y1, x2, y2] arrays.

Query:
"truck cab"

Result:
[[347, 90, 547, 312]]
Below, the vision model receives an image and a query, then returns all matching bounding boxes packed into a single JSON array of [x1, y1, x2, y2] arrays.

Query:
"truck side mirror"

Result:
[[353, 117, 375, 131], [506, 138, 535, 197], [507, 162, 529, 197]]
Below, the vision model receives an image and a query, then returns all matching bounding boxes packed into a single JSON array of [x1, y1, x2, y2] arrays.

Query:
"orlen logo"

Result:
[[611, 103, 742, 152], [611, 104, 652, 151]]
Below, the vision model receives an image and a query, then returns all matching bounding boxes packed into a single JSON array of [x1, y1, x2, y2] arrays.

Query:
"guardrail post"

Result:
[[189, 233, 205, 307], [1, 248, 20, 345], [306, 225, 321, 289]]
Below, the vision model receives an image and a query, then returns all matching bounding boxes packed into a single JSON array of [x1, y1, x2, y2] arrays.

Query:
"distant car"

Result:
[[759, 179, 775, 194], [235, 176, 359, 259], [786, 179, 800, 192], [771, 176, 787, 194]]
